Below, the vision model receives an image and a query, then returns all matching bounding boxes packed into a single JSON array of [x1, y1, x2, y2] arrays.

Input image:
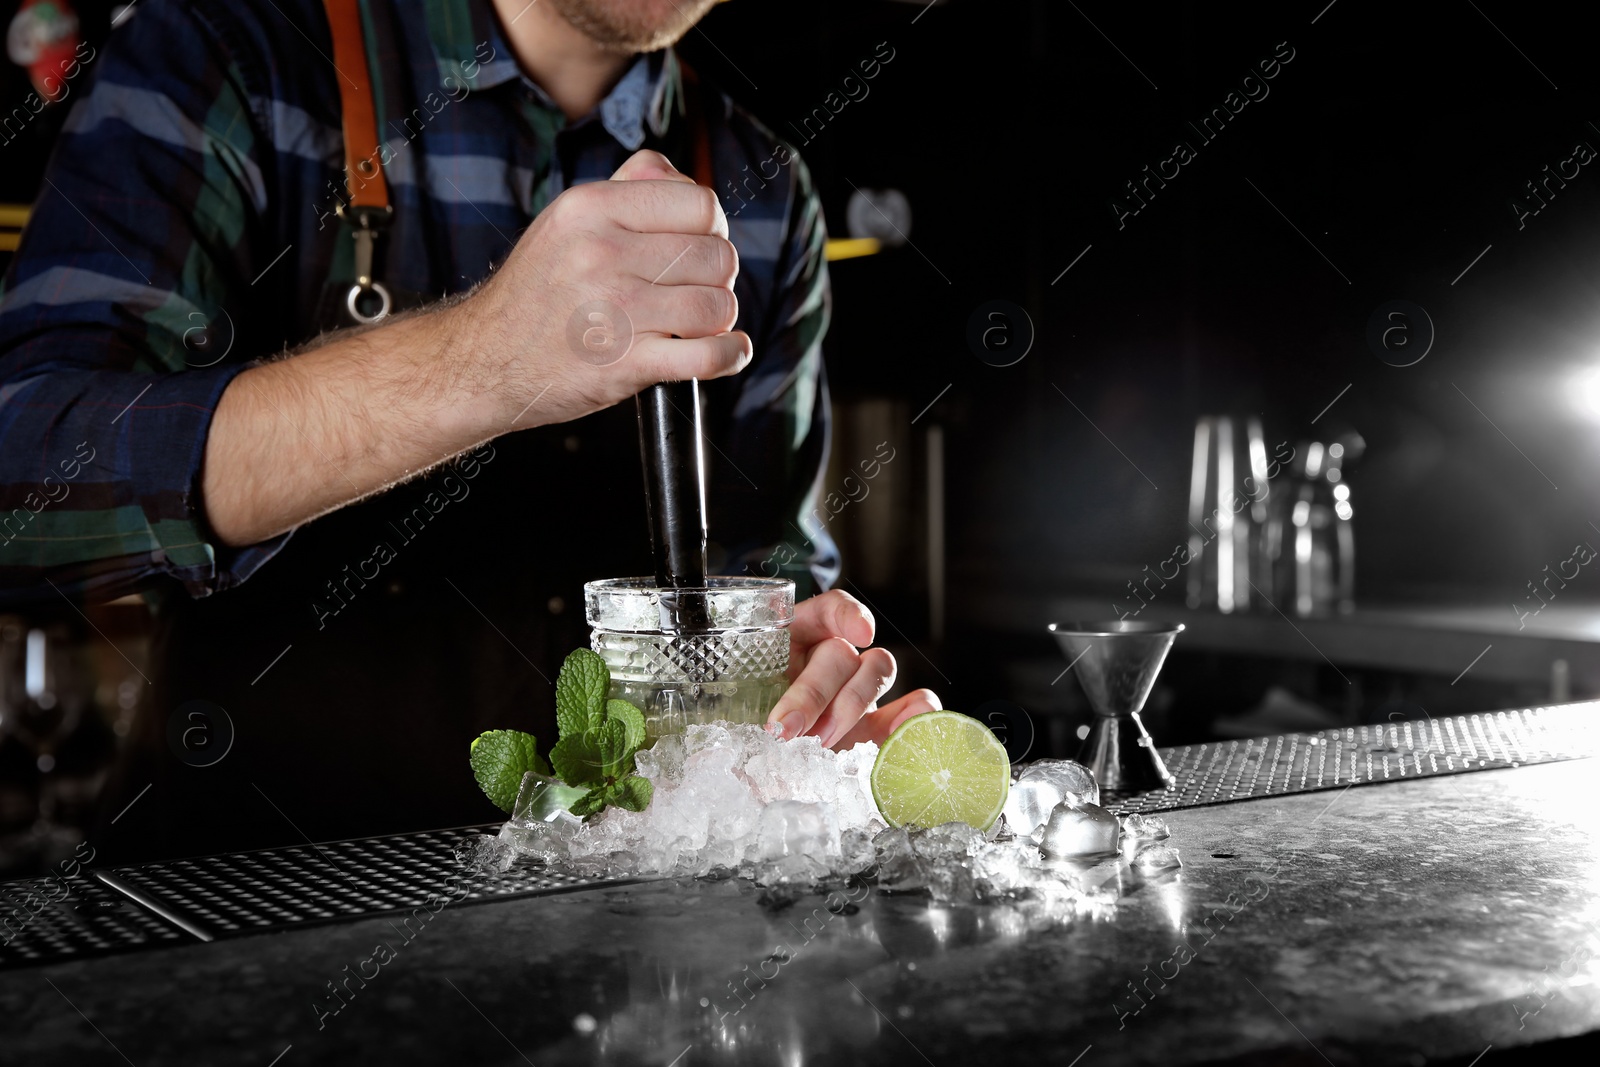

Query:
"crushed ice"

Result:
[[457, 723, 1182, 905]]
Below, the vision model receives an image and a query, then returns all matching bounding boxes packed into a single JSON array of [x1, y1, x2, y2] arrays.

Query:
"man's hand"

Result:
[[203, 150, 748, 548], [765, 589, 940, 750], [447, 149, 751, 432]]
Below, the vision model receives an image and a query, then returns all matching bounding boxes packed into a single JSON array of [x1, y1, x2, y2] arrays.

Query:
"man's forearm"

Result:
[[201, 155, 753, 550], [201, 301, 495, 548]]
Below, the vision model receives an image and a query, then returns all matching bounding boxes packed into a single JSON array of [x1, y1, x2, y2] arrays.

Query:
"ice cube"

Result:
[[912, 821, 986, 862], [497, 774, 586, 865], [925, 859, 976, 902], [840, 828, 877, 874], [458, 832, 516, 873], [500, 813, 578, 863], [756, 801, 839, 863], [972, 842, 1028, 896], [1001, 777, 1064, 838], [889, 823, 983, 900], [1119, 813, 1170, 842], [1018, 759, 1099, 808], [1010, 862, 1081, 906], [1132, 844, 1182, 873], [635, 733, 686, 782], [872, 826, 926, 891], [834, 742, 879, 782], [1039, 801, 1120, 858], [745, 733, 830, 804], [831, 744, 883, 832], [683, 722, 733, 756], [511, 771, 585, 824]]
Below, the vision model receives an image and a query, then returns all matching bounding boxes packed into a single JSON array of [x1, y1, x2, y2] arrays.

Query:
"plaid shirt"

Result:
[[0, 0, 836, 607]]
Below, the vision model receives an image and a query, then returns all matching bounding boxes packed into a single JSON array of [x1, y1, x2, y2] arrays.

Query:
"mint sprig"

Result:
[[469, 649, 654, 819], [547, 649, 653, 816], [550, 646, 649, 812]]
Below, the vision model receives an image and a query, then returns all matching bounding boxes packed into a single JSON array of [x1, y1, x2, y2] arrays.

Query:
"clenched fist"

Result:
[[449, 150, 751, 430]]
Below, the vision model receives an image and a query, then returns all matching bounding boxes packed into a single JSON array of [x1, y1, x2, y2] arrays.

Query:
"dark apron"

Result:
[[93, 408, 654, 863]]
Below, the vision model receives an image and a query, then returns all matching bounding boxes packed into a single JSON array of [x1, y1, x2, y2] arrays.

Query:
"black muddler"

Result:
[[636, 378, 711, 633]]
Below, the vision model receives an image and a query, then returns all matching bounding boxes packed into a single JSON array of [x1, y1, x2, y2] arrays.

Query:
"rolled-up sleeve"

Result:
[[0, 3, 288, 606]]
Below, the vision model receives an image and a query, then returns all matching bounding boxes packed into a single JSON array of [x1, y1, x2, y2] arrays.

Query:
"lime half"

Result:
[[870, 711, 1011, 831]]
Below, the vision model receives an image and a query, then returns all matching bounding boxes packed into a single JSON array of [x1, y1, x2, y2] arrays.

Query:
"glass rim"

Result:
[[583, 576, 794, 595], [585, 576, 795, 632], [1048, 621, 1186, 637]]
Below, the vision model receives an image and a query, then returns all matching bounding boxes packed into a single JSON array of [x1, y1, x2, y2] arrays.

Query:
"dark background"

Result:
[[4, 0, 1600, 869], [676, 0, 1600, 743], [681, 0, 1600, 599]]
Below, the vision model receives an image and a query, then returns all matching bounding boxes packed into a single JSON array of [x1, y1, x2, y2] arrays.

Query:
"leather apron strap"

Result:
[[679, 58, 715, 189], [323, 0, 393, 324], [318, 12, 715, 326]]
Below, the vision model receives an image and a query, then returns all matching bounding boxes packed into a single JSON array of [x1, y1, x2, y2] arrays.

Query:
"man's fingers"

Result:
[[806, 647, 897, 749], [626, 234, 739, 288], [609, 149, 693, 184], [581, 177, 727, 238], [781, 590, 873, 688], [788, 589, 875, 652], [765, 636, 860, 741], [628, 331, 751, 382], [831, 689, 942, 750], [625, 283, 738, 340]]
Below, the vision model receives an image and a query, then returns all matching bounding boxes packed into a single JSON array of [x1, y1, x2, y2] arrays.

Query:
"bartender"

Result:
[[0, 0, 937, 862]]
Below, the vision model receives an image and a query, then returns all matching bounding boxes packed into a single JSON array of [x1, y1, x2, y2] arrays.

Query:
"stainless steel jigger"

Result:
[[1049, 621, 1185, 794]]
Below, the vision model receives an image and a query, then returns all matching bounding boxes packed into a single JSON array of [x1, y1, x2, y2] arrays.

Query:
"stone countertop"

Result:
[[3, 760, 1598, 1066]]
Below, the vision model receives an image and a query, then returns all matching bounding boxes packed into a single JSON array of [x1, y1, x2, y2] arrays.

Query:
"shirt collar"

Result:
[[423, 0, 679, 149]]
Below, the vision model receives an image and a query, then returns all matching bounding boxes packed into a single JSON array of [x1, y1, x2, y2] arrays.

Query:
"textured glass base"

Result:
[[610, 675, 789, 743], [593, 628, 789, 683]]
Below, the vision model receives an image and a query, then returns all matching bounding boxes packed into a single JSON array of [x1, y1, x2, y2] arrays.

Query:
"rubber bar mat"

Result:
[[1104, 702, 1600, 814], [4, 704, 1597, 969], [0, 825, 622, 970], [1, 870, 186, 968]]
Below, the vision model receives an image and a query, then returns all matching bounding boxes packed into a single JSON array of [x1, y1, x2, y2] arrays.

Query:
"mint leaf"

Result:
[[550, 732, 606, 787], [606, 699, 647, 755], [469, 730, 548, 813], [570, 786, 609, 818], [555, 648, 608, 736], [611, 775, 654, 812], [594, 718, 631, 779]]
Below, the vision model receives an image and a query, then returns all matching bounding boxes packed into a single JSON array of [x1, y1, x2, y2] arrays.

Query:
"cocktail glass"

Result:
[[585, 577, 793, 742], [1048, 620, 1184, 794], [0, 621, 88, 860]]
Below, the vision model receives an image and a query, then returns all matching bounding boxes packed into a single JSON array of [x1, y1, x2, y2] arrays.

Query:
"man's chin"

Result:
[[547, 0, 721, 53]]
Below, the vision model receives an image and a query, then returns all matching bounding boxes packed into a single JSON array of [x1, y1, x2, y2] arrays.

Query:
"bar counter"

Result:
[[3, 722, 1599, 1065]]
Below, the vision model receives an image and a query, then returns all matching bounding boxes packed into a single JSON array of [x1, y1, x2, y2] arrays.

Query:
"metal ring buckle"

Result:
[[346, 280, 392, 325]]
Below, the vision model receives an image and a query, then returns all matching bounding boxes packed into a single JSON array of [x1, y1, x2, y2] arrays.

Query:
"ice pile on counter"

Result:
[[462, 724, 1180, 902], [483, 723, 880, 882]]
